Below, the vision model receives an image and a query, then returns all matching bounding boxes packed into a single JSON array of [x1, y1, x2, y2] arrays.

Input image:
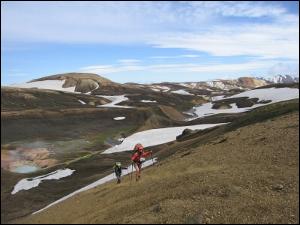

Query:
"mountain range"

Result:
[[7, 73, 299, 95]]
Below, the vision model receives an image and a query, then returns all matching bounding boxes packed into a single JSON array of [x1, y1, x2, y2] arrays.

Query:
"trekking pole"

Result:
[[151, 151, 154, 164], [130, 163, 133, 183]]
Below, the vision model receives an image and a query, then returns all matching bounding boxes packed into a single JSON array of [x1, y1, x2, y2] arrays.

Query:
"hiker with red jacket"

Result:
[[131, 143, 152, 181]]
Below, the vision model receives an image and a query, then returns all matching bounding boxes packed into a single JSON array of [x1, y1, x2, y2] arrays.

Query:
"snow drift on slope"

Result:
[[10, 80, 77, 93], [102, 123, 226, 154], [171, 89, 194, 95], [96, 95, 133, 108], [190, 87, 299, 119], [78, 100, 86, 105], [12, 169, 75, 195]]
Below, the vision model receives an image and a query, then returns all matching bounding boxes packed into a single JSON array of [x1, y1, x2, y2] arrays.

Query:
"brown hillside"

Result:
[[16, 111, 299, 224]]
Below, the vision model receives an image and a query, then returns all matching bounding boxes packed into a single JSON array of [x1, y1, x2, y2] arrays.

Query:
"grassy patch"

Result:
[[64, 152, 96, 166], [17, 111, 299, 224], [86, 125, 137, 149], [175, 100, 195, 112]]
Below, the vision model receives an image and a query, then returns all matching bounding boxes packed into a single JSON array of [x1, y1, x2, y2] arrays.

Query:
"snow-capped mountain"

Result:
[[176, 77, 269, 90], [177, 75, 298, 91], [266, 75, 299, 84]]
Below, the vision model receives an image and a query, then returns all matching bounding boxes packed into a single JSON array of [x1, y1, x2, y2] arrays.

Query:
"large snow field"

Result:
[[10, 79, 101, 94], [10, 80, 77, 93], [190, 87, 299, 119], [102, 123, 226, 154], [226, 87, 299, 101]]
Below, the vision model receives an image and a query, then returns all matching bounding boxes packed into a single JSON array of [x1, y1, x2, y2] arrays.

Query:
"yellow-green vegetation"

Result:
[[16, 111, 299, 224], [63, 126, 138, 166], [64, 152, 96, 166], [86, 126, 137, 149]]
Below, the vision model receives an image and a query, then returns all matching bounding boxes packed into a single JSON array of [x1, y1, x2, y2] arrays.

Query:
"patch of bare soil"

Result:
[[158, 105, 186, 121]]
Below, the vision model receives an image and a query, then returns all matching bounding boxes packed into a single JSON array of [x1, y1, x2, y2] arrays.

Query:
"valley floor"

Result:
[[15, 111, 299, 224]]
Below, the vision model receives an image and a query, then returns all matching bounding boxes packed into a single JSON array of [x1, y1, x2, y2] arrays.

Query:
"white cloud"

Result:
[[268, 63, 299, 76], [79, 60, 280, 75], [187, 1, 286, 18], [150, 54, 200, 59], [151, 23, 299, 60], [2, 2, 297, 41], [2, 1, 298, 61], [186, 61, 275, 73], [2, 1, 299, 81], [80, 64, 144, 74]]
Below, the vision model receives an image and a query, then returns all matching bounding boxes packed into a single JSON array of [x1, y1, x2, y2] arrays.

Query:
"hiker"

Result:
[[131, 143, 152, 182], [113, 162, 127, 184]]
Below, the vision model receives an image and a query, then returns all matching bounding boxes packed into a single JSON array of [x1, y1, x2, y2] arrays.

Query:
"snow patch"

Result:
[[102, 123, 226, 154], [150, 85, 170, 92], [179, 83, 197, 88], [183, 112, 196, 116], [151, 88, 161, 92], [85, 82, 100, 95], [207, 81, 228, 90], [160, 86, 171, 92], [211, 95, 225, 101], [189, 87, 299, 120], [10, 80, 77, 93], [226, 87, 298, 102], [33, 158, 157, 215], [118, 137, 125, 142], [171, 89, 194, 95], [141, 100, 157, 103], [179, 83, 190, 88], [11, 169, 75, 195], [96, 95, 133, 108], [113, 117, 126, 120], [78, 100, 86, 105]]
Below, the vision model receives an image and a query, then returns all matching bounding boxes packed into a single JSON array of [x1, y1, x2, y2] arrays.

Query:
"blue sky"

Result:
[[1, 1, 299, 85]]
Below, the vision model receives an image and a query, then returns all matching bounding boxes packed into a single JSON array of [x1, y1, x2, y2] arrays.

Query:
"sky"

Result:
[[1, 1, 299, 85]]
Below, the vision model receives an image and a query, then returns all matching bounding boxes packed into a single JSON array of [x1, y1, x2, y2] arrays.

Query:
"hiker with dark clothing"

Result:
[[131, 143, 152, 182], [113, 162, 127, 184]]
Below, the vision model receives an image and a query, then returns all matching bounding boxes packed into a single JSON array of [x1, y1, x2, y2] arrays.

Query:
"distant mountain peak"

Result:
[[264, 74, 299, 84], [30, 72, 115, 85]]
